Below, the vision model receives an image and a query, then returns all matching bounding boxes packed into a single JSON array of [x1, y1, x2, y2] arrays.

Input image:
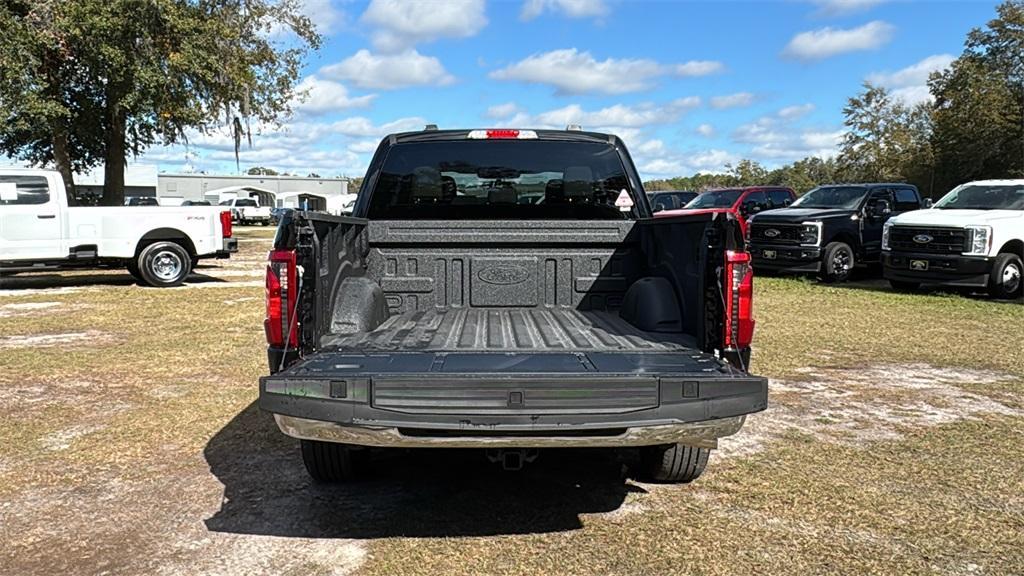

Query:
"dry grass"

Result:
[[0, 235, 1022, 576]]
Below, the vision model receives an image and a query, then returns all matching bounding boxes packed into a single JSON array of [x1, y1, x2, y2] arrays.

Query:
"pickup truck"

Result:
[[220, 197, 273, 226], [748, 183, 924, 282], [656, 186, 797, 236], [259, 128, 768, 483], [883, 180, 1023, 299], [0, 168, 236, 287]]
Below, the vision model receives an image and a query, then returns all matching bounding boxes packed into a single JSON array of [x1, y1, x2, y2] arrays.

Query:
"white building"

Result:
[[158, 173, 349, 204]]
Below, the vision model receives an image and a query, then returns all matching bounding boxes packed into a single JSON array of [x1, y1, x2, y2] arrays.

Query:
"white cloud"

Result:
[[733, 113, 844, 161], [490, 49, 710, 95], [321, 49, 456, 90], [866, 54, 954, 105], [300, 0, 345, 34], [533, 98, 700, 129], [485, 102, 524, 119], [347, 140, 380, 154], [710, 92, 755, 110], [811, 0, 885, 17], [520, 0, 609, 21], [783, 20, 895, 61], [696, 123, 715, 137], [328, 116, 430, 138], [778, 103, 815, 119], [638, 149, 739, 177], [674, 60, 725, 77], [361, 0, 487, 52], [291, 76, 376, 115]]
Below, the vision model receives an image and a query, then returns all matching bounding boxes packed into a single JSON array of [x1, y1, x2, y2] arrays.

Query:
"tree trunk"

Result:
[[51, 128, 76, 203], [102, 106, 127, 207]]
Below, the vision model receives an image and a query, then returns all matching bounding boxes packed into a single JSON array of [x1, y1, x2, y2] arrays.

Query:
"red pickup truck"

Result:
[[656, 186, 796, 235]]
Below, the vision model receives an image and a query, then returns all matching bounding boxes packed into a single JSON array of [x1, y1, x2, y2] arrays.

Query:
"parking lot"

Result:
[[1, 226, 1022, 576]]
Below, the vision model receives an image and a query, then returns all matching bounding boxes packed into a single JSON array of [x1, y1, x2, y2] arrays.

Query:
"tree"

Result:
[[0, 0, 320, 205], [930, 0, 1024, 192], [248, 166, 279, 176]]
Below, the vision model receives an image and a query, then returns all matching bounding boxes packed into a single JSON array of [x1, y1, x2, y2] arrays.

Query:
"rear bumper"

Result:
[[259, 362, 768, 449], [214, 237, 238, 258], [750, 244, 822, 273], [883, 251, 992, 288], [273, 413, 746, 449]]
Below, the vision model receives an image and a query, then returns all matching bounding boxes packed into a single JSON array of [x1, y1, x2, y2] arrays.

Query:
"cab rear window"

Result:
[[366, 140, 636, 220]]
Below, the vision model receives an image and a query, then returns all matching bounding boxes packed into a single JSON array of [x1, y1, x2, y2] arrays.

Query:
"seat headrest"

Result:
[[488, 184, 517, 204], [412, 166, 442, 200], [563, 166, 593, 198], [545, 179, 565, 203]]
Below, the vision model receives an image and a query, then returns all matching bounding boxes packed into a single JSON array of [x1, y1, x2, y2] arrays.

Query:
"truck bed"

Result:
[[322, 308, 696, 353]]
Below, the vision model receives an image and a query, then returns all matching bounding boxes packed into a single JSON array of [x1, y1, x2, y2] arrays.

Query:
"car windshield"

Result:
[[684, 189, 743, 209], [790, 186, 867, 209], [367, 139, 634, 220], [235, 198, 258, 207], [933, 184, 1024, 210]]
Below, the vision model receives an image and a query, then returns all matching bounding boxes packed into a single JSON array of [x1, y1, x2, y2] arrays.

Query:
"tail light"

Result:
[[467, 129, 538, 139], [265, 249, 298, 348], [220, 211, 233, 238], [723, 250, 754, 349]]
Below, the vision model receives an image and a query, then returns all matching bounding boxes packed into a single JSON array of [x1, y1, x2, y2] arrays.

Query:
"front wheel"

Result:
[[300, 440, 368, 482], [639, 444, 710, 483], [137, 241, 192, 287], [989, 253, 1023, 299], [820, 241, 855, 283]]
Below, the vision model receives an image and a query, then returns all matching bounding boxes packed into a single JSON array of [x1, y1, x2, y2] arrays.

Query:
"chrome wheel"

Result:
[[151, 250, 183, 281], [1003, 262, 1022, 294], [832, 248, 852, 274]]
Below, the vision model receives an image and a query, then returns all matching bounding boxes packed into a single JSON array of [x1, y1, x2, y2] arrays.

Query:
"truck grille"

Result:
[[889, 227, 966, 254], [750, 223, 802, 245]]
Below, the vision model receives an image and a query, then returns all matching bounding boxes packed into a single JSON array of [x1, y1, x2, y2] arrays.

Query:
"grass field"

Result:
[[1, 228, 1022, 575]]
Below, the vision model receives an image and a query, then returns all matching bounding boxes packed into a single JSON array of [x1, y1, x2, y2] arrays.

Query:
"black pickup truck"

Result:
[[260, 128, 767, 483], [748, 183, 925, 282]]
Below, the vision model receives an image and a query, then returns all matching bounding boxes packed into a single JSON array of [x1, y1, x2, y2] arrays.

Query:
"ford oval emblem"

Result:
[[477, 265, 530, 286], [913, 234, 933, 244], [764, 228, 781, 238]]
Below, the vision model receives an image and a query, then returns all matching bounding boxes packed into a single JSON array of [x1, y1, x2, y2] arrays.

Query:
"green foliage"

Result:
[[247, 166, 280, 176], [0, 0, 320, 204], [644, 157, 837, 196]]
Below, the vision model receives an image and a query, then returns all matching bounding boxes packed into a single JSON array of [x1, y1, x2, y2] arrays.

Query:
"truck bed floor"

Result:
[[323, 308, 696, 353]]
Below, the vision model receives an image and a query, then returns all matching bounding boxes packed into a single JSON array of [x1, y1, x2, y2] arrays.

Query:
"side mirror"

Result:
[[870, 199, 892, 218], [652, 202, 666, 213], [923, 198, 934, 209], [742, 200, 761, 215]]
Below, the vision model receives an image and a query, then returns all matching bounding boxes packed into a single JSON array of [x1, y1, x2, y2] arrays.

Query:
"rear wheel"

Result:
[[820, 241, 855, 283], [989, 253, 1023, 299], [640, 444, 710, 483], [126, 261, 144, 283], [889, 279, 920, 291], [137, 241, 191, 287], [300, 439, 368, 482]]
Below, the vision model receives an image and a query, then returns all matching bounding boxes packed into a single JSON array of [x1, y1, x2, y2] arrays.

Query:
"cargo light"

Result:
[[467, 129, 538, 140], [265, 249, 298, 348], [220, 210, 232, 238], [723, 250, 754, 350]]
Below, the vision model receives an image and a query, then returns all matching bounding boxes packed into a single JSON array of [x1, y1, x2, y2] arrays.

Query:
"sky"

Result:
[[140, 0, 1003, 180]]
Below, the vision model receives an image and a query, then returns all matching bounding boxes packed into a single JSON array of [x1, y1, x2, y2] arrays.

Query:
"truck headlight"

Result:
[[800, 222, 821, 246], [964, 225, 992, 256], [882, 221, 892, 251]]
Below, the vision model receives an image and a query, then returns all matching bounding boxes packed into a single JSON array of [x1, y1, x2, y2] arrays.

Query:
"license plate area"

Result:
[[910, 259, 929, 271]]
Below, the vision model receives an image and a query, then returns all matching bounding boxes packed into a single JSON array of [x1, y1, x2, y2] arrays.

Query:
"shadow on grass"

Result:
[[0, 271, 228, 291], [203, 402, 642, 539]]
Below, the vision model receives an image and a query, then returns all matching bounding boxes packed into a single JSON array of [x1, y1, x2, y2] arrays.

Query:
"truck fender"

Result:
[[134, 228, 197, 258]]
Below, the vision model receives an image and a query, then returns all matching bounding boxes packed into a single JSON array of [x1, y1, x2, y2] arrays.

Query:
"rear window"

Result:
[[685, 189, 743, 209], [235, 198, 258, 207], [366, 140, 636, 219]]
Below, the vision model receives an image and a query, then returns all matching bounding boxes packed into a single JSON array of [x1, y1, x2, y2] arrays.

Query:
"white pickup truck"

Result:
[[220, 197, 273, 226], [883, 179, 1024, 299], [0, 168, 237, 287]]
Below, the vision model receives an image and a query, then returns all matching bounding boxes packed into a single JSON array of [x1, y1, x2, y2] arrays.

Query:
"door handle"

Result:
[[37, 214, 56, 219]]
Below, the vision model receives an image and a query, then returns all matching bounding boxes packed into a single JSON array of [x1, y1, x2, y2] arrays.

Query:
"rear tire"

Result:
[[300, 439, 367, 482], [126, 261, 144, 283], [137, 241, 191, 287], [640, 444, 710, 483], [820, 241, 855, 283], [889, 279, 920, 291], [989, 253, 1023, 299]]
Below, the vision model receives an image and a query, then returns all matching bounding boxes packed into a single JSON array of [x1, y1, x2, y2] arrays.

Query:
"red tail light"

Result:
[[220, 210, 233, 238], [265, 249, 297, 348], [723, 250, 754, 349]]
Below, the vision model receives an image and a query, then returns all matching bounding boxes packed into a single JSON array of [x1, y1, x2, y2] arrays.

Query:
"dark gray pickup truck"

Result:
[[260, 128, 767, 483]]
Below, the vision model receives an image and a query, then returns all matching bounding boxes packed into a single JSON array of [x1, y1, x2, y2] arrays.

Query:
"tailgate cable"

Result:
[[278, 267, 304, 372]]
